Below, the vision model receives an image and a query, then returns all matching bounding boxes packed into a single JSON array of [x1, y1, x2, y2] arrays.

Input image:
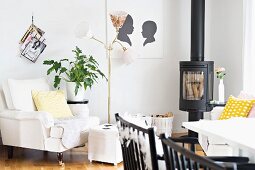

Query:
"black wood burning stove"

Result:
[[179, 0, 214, 136], [180, 61, 214, 112]]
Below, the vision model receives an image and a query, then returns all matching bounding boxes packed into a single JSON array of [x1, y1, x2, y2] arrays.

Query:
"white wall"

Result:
[[206, 0, 243, 99], [0, 0, 108, 120], [0, 0, 243, 132]]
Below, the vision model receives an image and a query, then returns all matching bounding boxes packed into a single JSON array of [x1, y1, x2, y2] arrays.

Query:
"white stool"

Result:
[[88, 124, 122, 165]]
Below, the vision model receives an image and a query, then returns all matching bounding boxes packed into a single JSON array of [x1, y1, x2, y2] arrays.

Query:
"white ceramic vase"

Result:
[[218, 79, 225, 102], [66, 82, 85, 101]]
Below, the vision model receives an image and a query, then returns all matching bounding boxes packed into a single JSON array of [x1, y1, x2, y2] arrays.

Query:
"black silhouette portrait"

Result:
[[117, 14, 134, 46], [141, 21, 157, 46]]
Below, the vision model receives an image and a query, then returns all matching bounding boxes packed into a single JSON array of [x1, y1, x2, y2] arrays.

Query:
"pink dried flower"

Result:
[[215, 67, 225, 73], [109, 11, 128, 30]]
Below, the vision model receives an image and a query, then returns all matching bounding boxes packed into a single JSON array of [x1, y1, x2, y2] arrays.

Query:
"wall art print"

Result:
[[107, 0, 164, 59], [20, 22, 46, 63]]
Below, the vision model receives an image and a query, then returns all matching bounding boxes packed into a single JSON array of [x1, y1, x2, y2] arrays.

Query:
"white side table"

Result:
[[88, 124, 122, 165], [67, 100, 89, 117]]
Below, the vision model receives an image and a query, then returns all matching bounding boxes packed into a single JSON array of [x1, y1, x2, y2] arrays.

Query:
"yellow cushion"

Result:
[[218, 95, 255, 120], [32, 90, 73, 118]]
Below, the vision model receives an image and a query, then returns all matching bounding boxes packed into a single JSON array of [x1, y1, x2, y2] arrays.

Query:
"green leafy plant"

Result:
[[43, 46, 107, 95]]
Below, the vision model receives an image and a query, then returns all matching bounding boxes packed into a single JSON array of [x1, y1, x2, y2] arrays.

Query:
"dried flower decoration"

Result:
[[109, 11, 128, 31]]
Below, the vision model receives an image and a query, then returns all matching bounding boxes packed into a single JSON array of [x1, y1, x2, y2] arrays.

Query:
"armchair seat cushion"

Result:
[[49, 116, 100, 140]]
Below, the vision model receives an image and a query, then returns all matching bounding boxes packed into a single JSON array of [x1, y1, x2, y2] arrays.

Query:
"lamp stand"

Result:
[[90, 32, 125, 124], [75, 11, 129, 124], [107, 47, 112, 123]]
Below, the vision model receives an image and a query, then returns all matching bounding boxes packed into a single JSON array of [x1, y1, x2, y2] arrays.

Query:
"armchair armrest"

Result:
[[0, 110, 54, 128], [0, 110, 54, 149]]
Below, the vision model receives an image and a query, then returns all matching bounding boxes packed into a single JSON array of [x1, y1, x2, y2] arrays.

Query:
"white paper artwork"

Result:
[[107, 0, 164, 59]]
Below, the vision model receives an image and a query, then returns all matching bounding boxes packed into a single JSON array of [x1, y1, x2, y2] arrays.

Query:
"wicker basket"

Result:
[[151, 113, 174, 137]]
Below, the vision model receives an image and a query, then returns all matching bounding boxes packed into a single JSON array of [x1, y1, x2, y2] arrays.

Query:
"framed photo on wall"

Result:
[[20, 24, 46, 62], [21, 37, 46, 62]]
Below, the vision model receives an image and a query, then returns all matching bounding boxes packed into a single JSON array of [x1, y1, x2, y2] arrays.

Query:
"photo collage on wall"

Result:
[[20, 24, 46, 63]]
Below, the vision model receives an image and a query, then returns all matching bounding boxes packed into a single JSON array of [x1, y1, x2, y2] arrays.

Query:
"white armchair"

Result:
[[0, 78, 100, 165]]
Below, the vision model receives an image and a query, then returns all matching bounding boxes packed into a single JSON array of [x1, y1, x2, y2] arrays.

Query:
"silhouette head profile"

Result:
[[117, 14, 134, 46], [141, 21, 157, 46]]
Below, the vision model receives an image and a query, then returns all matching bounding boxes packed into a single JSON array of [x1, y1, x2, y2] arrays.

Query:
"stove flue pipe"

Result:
[[191, 0, 205, 62]]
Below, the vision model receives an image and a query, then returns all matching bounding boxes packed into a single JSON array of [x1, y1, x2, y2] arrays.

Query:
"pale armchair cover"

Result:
[[0, 78, 100, 165], [0, 110, 53, 150]]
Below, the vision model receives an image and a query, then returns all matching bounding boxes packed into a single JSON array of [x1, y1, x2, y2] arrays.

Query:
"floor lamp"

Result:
[[75, 11, 134, 123]]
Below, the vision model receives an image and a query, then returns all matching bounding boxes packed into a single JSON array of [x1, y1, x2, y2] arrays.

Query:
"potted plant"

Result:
[[43, 46, 107, 101]]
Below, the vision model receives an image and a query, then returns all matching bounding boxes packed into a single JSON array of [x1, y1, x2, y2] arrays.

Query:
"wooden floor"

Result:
[[0, 145, 124, 170], [0, 133, 203, 170]]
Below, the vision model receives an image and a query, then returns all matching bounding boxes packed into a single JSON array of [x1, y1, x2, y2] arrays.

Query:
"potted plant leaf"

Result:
[[43, 46, 107, 101]]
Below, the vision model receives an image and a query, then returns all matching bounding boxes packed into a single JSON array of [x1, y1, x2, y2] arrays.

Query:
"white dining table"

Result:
[[182, 118, 255, 162]]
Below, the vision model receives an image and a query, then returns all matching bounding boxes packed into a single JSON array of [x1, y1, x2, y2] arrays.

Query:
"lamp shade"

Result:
[[75, 21, 93, 39], [122, 48, 137, 65]]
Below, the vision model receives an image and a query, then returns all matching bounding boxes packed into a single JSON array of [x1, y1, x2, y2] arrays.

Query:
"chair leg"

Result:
[[7, 146, 13, 159], [57, 152, 64, 166], [190, 144, 195, 152]]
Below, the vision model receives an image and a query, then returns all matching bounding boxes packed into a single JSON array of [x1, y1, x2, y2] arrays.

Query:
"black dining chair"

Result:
[[169, 136, 250, 164], [160, 133, 237, 170], [115, 113, 161, 170]]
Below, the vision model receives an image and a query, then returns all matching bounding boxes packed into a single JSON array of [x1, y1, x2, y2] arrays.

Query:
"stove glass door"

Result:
[[183, 71, 204, 100]]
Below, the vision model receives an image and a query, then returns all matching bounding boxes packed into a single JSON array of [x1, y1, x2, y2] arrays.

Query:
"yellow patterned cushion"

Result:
[[32, 90, 73, 118], [218, 95, 255, 120]]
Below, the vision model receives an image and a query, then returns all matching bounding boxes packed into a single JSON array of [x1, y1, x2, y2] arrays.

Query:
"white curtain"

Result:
[[243, 0, 255, 94]]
